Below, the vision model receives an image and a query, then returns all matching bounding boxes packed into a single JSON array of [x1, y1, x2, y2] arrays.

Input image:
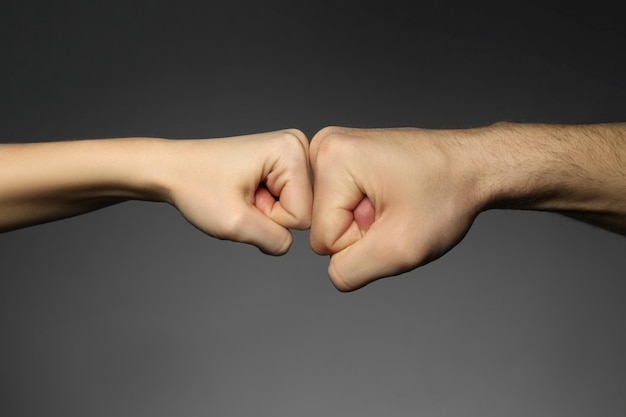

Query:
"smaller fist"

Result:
[[166, 129, 312, 255]]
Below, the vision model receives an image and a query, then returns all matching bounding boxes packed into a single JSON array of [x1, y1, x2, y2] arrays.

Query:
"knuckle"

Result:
[[388, 237, 419, 274], [280, 128, 307, 143], [292, 211, 312, 230], [217, 208, 247, 241], [310, 126, 342, 156], [328, 260, 357, 292], [273, 129, 309, 163], [278, 129, 308, 150], [310, 128, 353, 167], [280, 196, 313, 231], [312, 125, 343, 141], [269, 233, 293, 256], [309, 232, 333, 255]]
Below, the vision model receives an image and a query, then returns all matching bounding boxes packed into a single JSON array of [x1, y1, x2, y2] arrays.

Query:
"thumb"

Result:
[[309, 174, 366, 255], [327, 218, 418, 291], [227, 203, 294, 256]]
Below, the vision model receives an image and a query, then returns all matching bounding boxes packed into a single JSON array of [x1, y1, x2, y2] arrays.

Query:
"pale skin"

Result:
[[1, 123, 625, 291], [0, 129, 312, 255], [309, 123, 626, 291]]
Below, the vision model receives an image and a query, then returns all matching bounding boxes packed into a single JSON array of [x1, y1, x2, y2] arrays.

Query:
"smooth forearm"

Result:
[[0, 130, 312, 255], [454, 122, 626, 233], [0, 138, 170, 231]]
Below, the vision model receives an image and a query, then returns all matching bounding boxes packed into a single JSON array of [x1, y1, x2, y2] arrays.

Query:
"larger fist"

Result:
[[309, 126, 482, 291]]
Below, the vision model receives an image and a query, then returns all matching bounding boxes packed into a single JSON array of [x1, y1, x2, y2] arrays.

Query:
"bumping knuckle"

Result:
[[269, 130, 310, 172], [280, 128, 308, 143], [310, 129, 359, 170], [275, 129, 308, 156], [312, 126, 344, 142], [310, 127, 346, 159]]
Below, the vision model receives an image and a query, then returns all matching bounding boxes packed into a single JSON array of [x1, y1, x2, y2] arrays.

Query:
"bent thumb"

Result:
[[328, 220, 417, 291], [229, 204, 293, 255]]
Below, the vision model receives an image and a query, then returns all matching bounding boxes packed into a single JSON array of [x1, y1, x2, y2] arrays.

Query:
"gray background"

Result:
[[1, 1, 625, 416]]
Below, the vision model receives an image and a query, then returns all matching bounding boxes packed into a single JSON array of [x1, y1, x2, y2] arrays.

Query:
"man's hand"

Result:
[[310, 123, 626, 291], [309, 127, 482, 291], [162, 129, 312, 255]]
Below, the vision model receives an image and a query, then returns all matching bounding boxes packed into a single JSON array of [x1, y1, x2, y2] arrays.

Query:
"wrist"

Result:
[[73, 137, 175, 204], [445, 122, 552, 213], [428, 125, 503, 215], [453, 122, 624, 214], [120, 137, 176, 203]]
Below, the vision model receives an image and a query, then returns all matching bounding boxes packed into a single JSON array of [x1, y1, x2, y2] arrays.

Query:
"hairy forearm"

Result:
[[0, 138, 169, 232], [455, 122, 626, 233]]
